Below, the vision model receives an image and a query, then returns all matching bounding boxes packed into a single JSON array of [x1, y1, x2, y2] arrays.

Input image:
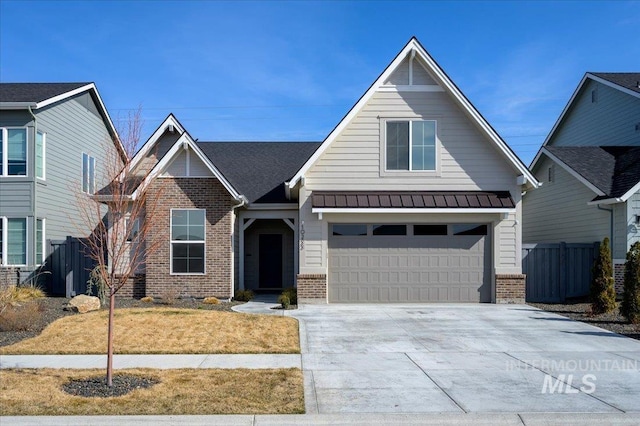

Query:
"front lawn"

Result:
[[0, 368, 304, 415], [0, 308, 300, 354]]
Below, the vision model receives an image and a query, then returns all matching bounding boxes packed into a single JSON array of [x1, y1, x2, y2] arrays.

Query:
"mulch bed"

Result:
[[0, 297, 244, 348], [62, 374, 160, 398], [529, 299, 640, 341]]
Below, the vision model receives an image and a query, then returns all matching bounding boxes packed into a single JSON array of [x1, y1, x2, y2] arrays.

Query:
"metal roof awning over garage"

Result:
[[311, 191, 515, 215]]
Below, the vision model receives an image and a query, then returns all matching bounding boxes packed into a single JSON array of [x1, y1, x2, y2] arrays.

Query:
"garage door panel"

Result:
[[328, 230, 490, 303]]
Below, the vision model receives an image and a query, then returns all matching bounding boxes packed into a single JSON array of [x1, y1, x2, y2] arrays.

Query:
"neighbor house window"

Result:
[[171, 209, 205, 274], [36, 219, 44, 264], [125, 217, 140, 242], [1, 128, 27, 176], [386, 120, 436, 171], [82, 153, 96, 194], [36, 132, 45, 180], [1, 218, 27, 266]]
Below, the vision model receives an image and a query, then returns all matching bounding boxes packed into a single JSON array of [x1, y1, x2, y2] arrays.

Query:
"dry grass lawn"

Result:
[[0, 308, 299, 354], [0, 368, 304, 415]]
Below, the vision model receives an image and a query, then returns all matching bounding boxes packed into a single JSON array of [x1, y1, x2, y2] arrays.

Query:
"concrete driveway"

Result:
[[288, 304, 640, 414]]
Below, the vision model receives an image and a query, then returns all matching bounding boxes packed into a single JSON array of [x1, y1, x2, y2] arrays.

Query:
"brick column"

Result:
[[495, 274, 526, 304], [614, 262, 625, 294], [297, 274, 327, 304]]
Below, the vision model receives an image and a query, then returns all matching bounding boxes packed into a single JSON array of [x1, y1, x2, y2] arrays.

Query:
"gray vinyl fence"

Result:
[[46, 237, 97, 297], [522, 242, 599, 303]]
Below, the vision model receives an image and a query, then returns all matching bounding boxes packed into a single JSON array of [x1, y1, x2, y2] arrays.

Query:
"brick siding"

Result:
[[116, 275, 147, 299], [297, 274, 327, 303], [0, 267, 20, 290], [145, 178, 234, 299], [495, 274, 526, 304]]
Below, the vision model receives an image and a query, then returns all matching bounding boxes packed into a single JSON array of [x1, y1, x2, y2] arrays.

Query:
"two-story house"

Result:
[[112, 38, 538, 304], [0, 83, 123, 289], [523, 73, 640, 288]]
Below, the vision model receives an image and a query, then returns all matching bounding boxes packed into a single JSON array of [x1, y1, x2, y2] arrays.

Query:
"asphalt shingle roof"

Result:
[[590, 73, 640, 94], [0, 82, 91, 103], [197, 142, 321, 204], [545, 146, 640, 199]]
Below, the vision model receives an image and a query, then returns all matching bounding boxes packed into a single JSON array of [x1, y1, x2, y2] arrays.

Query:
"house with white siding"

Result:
[[0, 83, 123, 289], [523, 73, 640, 287], [115, 37, 538, 304]]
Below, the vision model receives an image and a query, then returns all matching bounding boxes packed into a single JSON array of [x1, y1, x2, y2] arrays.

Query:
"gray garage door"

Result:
[[328, 223, 491, 303]]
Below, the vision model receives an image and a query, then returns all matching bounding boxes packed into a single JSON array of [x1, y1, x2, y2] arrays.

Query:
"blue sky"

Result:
[[1, 1, 638, 165]]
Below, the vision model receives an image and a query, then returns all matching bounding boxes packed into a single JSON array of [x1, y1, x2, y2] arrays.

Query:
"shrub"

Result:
[[281, 287, 297, 305], [0, 285, 45, 311], [234, 290, 254, 302], [203, 297, 220, 305], [621, 241, 640, 324], [0, 301, 43, 331], [277, 294, 290, 309], [160, 287, 181, 305], [590, 237, 617, 315], [140, 296, 154, 303]]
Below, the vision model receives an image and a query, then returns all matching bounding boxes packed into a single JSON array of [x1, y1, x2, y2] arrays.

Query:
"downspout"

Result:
[[597, 204, 614, 252], [230, 195, 248, 301], [27, 106, 38, 281]]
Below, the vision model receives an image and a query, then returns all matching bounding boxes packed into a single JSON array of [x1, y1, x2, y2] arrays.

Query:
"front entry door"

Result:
[[259, 234, 283, 288]]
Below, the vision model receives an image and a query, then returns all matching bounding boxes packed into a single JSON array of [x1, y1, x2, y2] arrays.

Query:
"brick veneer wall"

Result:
[[297, 274, 327, 303], [116, 275, 147, 299], [495, 274, 526, 304], [0, 267, 20, 289], [614, 263, 625, 294], [145, 178, 234, 299]]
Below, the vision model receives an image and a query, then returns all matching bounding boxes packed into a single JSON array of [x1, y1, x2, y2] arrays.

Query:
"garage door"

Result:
[[328, 223, 491, 303]]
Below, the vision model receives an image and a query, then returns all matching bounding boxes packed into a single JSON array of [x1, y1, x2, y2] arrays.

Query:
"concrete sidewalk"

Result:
[[0, 354, 300, 369], [2, 413, 640, 425]]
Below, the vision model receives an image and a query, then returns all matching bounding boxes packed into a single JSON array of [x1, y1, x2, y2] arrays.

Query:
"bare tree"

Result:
[[75, 108, 165, 386]]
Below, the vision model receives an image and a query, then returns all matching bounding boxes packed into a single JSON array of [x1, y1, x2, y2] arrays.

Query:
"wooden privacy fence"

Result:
[[45, 237, 97, 297], [522, 242, 599, 303]]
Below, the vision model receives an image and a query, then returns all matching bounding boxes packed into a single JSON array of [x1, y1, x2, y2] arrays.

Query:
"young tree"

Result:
[[590, 237, 617, 315], [621, 241, 640, 324], [75, 108, 165, 386]]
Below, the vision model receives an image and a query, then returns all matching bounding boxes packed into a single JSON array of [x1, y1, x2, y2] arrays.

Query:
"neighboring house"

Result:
[[0, 83, 123, 289], [112, 37, 538, 303], [523, 73, 640, 288]]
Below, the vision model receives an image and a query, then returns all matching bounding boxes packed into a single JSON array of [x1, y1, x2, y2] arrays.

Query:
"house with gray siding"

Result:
[[523, 73, 640, 288], [114, 38, 538, 304], [0, 83, 122, 289]]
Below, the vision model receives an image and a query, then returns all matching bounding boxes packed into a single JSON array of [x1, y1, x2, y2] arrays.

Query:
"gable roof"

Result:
[[532, 72, 640, 168], [288, 37, 538, 190], [198, 142, 321, 204], [0, 82, 124, 160], [542, 146, 640, 203]]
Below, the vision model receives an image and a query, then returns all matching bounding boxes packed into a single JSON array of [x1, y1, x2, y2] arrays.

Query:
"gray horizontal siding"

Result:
[[35, 94, 115, 240], [523, 156, 609, 244], [549, 79, 640, 147], [0, 181, 33, 215]]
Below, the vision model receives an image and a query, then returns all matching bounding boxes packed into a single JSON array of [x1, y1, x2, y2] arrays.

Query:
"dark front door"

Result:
[[259, 234, 283, 288]]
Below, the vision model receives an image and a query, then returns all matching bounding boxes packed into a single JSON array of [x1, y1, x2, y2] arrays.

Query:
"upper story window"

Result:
[[82, 153, 96, 194], [0, 128, 27, 176], [36, 132, 46, 180], [386, 120, 436, 171]]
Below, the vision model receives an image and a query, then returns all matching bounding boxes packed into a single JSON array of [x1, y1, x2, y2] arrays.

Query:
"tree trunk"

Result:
[[107, 290, 115, 386]]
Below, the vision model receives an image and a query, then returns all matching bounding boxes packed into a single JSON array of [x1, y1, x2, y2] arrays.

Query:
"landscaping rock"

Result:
[[64, 295, 101, 314]]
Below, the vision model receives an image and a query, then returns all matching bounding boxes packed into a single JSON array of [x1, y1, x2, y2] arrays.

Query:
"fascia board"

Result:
[[128, 114, 185, 171], [587, 73, 640, 100], [541, 148, 606, 196]]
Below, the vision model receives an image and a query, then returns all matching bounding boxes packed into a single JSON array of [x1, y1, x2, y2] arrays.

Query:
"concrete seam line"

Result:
[[517, 413, 526, 425], [503, 352, 626, 413], [404, 352, 467, 414]]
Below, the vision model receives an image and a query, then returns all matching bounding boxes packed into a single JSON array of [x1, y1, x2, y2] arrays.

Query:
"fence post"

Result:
[[559, 242, 567, 302], [65, 236, 73, 298]]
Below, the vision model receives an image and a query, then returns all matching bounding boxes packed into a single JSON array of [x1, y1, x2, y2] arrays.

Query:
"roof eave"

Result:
[[0, 102, 38, 109], [540, 148, 607, 196]]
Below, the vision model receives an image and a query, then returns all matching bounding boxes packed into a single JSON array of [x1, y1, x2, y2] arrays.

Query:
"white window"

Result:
[[82, 153, 96, 194], [0, 128, 27, 176], [36, 218, 45, 265], [36, 132, 46, 180], [170, 209, 205, 274], [386, 120, 436, 171], [1, 217, 27, 266]]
